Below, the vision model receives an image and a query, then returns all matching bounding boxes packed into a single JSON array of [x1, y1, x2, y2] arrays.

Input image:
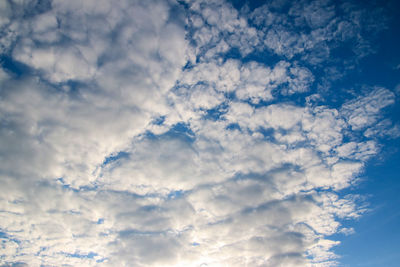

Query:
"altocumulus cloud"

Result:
[[0, 0, 398, 266]]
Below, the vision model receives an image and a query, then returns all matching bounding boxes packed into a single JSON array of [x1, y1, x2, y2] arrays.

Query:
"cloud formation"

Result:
[[0, 0, 396, 266]]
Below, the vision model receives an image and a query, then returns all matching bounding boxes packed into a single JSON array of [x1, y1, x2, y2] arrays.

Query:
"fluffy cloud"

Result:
[[0, 0, 396, 266]]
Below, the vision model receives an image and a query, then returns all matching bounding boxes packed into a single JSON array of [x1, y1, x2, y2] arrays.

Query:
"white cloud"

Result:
[[341, 87, 395, 130], [0, 0, 396, 266], [338, 227, 355, 236], [364, 119, 400, 139]]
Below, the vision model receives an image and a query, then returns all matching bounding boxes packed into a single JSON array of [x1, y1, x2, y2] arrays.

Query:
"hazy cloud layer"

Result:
[[0, 0, 396, 266]]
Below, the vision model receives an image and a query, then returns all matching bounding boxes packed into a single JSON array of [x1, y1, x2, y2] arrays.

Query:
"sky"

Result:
[[0, 0, 399, 266]]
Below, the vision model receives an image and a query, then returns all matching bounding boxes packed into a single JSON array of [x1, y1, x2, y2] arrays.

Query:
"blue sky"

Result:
[[0, 0, 399, 266]]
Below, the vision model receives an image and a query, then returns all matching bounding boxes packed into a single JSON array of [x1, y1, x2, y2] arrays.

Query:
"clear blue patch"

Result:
[[59, 80, 88, 96], [0, 231, 7, 238], [182, 59, 195, 71], [220, 47, 242, 61], [164, 122, 196, 143], [143, 122, 196, 143], [102, 151, 130, 165], [203, 103, 229, 121], [257, 127, 275, 141], [333, 137, 400, 267], [56, 178, 79, 192], [0, 55, 32, 77], [96, 257, 108, 263], [167, 190, 184, 199], [226, 123, 241, 131], [0, 230, 21, 245], [152, 116, 166, 125]]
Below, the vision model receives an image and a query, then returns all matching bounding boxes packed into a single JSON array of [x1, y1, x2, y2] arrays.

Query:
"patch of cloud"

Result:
[[0, 0, 397, 266], [341, 87, 395, 131], [338, 227, 355, 236], [250, 0, 387, 69]]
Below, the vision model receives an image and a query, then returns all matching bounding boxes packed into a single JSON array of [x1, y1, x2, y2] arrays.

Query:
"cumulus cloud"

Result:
[[0, 0, 396, 266]]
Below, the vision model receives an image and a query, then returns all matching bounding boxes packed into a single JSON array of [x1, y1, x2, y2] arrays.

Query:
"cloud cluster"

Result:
[[0, 0, 396, 266]]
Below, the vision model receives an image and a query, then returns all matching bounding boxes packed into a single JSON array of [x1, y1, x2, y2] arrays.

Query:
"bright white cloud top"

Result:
[[0, 0, 399, 266]]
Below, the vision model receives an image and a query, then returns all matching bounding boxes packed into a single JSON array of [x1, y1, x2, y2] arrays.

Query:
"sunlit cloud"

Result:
[[0, 0, 397, 266]]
